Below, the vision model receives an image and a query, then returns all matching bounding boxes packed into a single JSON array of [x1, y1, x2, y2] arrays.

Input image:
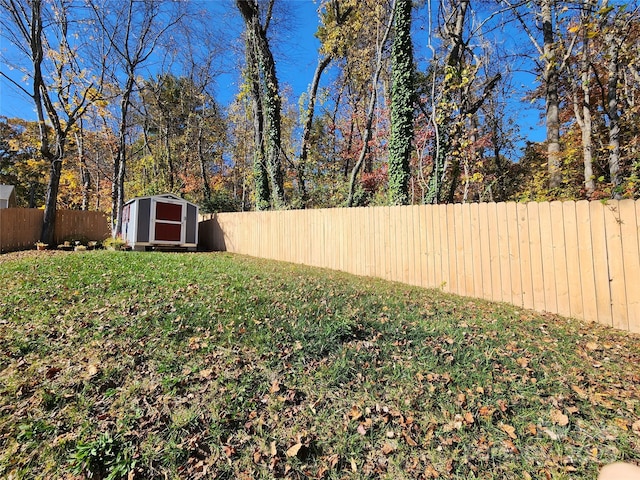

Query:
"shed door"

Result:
[[152, 200, 184, 243]]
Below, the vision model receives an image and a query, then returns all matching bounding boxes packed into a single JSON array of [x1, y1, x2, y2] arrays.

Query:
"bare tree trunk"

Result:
[[298, 55, 331, 207], [541, 0, 562, 190], [606, 34, 622, 198], [580, 33, 594, 197], [75, 124, 91, 210], [197, 124, 212, 204]]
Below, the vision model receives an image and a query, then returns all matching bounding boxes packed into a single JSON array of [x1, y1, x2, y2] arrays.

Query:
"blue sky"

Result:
[[0, 0, 545, 146]]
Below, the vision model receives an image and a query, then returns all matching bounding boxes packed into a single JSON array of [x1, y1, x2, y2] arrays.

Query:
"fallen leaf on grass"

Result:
[[586, 341, 599, 351], [199, 369, 213, 380], [357, 424, 367, 435], [403, 432, 418, 446], [614, 418, 628, 430], [551, 409, 569, 426], [500, 423, 517, 439], [349, 405, 362, 420], [424, 464, 440, 478], [286, 443, 302, 458], [543, 428, 558, 440], [479, 405, 495, 419], [633, 420, 640, 436], [571, 385, 588, 399], [381, 442, 396, 455], [503, 439, 519, 454], [87, 364, 99, 377]]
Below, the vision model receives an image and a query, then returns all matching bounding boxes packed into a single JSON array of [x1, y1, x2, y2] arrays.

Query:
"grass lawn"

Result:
[[0, 250, 639, 479]]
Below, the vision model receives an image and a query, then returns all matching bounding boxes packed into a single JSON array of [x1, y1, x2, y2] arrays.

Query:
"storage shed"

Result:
[[0, 185, 17, 209], [122, 194, 198, 251]]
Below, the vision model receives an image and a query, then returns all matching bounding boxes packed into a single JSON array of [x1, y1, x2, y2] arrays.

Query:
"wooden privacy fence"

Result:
[[199, 199, 640, 334], [0, 208, 110, 253]]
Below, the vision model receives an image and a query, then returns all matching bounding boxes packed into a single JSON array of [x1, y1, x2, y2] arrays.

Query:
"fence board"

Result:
[[575, 201, 598, 323], [446, 204, 458, 294], [506, 203, 522, 307], [1, 208, 109, 253], [590, 202, 613, 326], [487, 203, 502, 302], [469, 203, 483, 299], [477, 203, 492, 301], [563, 201, 583, 320], [551, 201, 570, 318], [538, 202, 557, 313], [423, 205, 436, 288], [452, 204, 464, 296], [517, 203, 533, 310], [496, 202, 512, 304], [619, 200, 640, 333], [436, 205, 449, 292], [200, 200, 640, 333], [460, 203, 474, 296], [604, 201, 628, 331]]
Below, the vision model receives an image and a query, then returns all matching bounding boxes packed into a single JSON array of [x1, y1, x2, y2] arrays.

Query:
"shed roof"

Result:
[[124, 193, 197, 207], [0, 185, 15, 200]]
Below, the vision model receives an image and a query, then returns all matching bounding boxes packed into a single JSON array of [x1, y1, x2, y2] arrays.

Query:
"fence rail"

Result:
[[199, 200, 640, 334], [0, 208, 110, 253]]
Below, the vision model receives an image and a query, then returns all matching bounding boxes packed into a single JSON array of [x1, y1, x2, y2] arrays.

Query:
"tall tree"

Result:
[[345, 0, 396, 207], [501, 0, 578, 191], [236, 0, 286, 210], [387, 0, 414, 205], [0, 0, 98, 244], [89, 0, 184, 236]]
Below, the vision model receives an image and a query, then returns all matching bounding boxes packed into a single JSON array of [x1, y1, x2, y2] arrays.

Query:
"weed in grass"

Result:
[[70, 432, 136, 480]]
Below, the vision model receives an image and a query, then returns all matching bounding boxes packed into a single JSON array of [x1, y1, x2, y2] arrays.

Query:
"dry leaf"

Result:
[[87, 364, 99, 377], [424, 464, 440, 478], [543, 428, 558, 440], [270, 441, 277, 456], [349, 405, 362, 421], [571, 385, 588, 399], [286, 443, 302, 458], [270, 380, 280, 393], [479, 405, 495, 418], [504, 439, 519, 454], [500, 423, 517, 439], [199, 368, 213, 380], [632, 420, 640, 436], [614, 418, 628, 431], [586, 341, 599, 351], [403, 432, 418, 446], [551, 409, 569, 426], [381, 442, 396, 455], [357, 424, 367, 435], [526, 423, 537, 435], [464, 412, 475, 424], [516, 357, 529, 368]]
